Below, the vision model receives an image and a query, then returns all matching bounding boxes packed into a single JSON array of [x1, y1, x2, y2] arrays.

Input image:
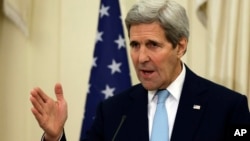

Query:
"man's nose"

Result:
[[138, 47, 150, 63]]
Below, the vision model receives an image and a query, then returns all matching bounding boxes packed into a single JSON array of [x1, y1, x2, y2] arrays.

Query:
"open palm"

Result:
[[30, 83, 68, 140]]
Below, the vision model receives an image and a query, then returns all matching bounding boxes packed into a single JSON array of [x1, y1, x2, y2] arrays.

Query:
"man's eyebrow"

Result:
[[129, 40, 138, 45], [146, 39, 161, 45], [147, 39, 158, 43]]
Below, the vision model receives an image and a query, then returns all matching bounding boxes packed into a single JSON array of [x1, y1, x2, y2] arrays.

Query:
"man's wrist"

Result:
[[42, 131, 63, 141]]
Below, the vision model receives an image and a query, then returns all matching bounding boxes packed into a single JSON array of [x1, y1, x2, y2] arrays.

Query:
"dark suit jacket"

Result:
[[64, 66, 250, 141]]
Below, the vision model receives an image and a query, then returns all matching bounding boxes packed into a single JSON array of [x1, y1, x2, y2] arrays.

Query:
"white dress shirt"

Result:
[[148, 63, 186, 140]]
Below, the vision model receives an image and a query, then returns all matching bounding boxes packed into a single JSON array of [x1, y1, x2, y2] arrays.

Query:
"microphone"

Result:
[[112, 115, 127, 141]]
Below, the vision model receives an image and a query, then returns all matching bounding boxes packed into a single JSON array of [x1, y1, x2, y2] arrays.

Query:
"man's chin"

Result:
[[141, 83, 158, 91]]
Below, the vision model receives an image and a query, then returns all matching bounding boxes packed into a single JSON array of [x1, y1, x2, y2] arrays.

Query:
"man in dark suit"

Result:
[[30, 0, 250, 141]]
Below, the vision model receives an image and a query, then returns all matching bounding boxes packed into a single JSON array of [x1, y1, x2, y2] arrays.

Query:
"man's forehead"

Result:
[[129, 23, 165, 41]]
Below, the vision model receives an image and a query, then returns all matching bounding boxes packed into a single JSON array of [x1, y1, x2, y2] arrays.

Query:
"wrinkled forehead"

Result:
[[128, 21, 164, 37]]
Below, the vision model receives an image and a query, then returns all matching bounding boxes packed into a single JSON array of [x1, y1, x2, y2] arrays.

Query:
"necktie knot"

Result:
[[157, 90, 169, 104]]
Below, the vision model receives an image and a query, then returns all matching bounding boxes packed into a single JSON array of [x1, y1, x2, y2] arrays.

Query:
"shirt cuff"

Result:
[[41, 132, 63, 141]]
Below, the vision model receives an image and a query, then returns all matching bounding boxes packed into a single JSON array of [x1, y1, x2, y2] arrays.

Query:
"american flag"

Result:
[[80, 0, 132, 139]]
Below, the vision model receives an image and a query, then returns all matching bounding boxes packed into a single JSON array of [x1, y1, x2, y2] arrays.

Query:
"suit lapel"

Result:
[[171, 66, 209, 141], [122, 85, 150, 141]]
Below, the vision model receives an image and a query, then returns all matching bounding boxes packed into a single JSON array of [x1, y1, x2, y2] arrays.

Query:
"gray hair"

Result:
[[125, 0, 189, 48]]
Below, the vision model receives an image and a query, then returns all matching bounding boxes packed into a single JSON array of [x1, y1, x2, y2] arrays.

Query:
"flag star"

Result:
[[92, 57, 98, 67], [114, 35, 126, 49], [101, 85, 115, 99], [99, 4, 110, 18], [108, 59, 122, 74], [96, 31, 103, 43]]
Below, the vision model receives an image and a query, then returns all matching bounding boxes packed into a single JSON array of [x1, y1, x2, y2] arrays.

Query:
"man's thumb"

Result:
[[54, 83, 64, 101]]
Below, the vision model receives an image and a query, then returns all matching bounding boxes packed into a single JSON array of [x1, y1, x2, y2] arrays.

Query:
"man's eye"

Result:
[[147, 41, 158, 48], [130, 42, 139, 48], [151, 42, 157, 46]]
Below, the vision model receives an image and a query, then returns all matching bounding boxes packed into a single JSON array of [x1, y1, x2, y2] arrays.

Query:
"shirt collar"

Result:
[[148, 63, 186, 102]]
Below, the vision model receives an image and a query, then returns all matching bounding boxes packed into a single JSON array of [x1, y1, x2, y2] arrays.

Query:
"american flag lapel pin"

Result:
[[193, 104, 201, 110]]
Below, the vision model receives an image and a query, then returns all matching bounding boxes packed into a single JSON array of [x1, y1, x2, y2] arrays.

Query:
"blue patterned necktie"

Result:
[[151, 90, 170, 141]]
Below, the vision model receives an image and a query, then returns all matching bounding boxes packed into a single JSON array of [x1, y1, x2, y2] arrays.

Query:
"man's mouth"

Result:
[[142, 70, 153, 74], [140, 69, 154, 77]]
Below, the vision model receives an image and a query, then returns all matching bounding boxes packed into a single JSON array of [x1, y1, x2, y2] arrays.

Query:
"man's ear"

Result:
[[177, 37, 188, 57]]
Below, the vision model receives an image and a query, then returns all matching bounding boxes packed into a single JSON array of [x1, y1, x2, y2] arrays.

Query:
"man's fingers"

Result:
[[54, 83, 64, 101], [30, 89, 47, 109], [31, 106, 42, 121], [31, 107, 47, 129], [30, 94, 46, 127], [30, 92, 45, 115], [35, 87, 50, 103]]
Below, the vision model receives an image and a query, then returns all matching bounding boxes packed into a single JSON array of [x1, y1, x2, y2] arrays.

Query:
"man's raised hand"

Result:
[[30, 83, 68, 140]]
